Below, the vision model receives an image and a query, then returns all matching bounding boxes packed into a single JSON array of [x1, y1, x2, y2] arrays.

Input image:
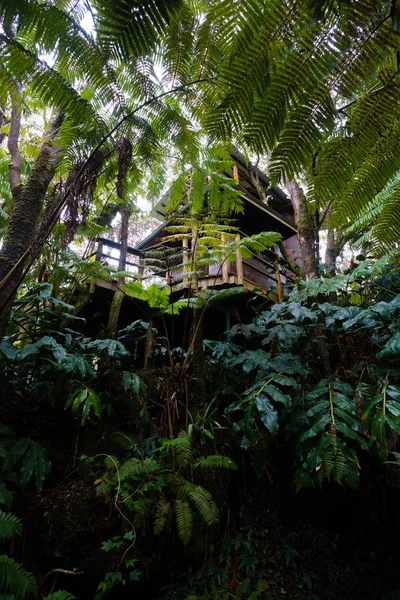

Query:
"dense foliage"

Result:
[[3, 0, 400, 598]]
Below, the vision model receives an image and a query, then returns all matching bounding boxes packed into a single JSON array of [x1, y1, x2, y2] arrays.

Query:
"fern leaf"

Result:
[[163, 431, 193, 469], [0, 555, 37, 599], [153, 500, 171, 535], [19, 442, 51, 492], [43, 592, 76, 600], [194, 455, 237, 471], [187, 485, 219, 526], [174, 500, 193, 544], [111, 431, 139, 450], [0, 511, 22, 541]]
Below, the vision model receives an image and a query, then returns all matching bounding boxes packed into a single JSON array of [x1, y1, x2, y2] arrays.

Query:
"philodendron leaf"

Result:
[[66, 387, 102, 421], [20, 442, 51, 492], [377, 332, 400, 358], [122, 372, 147, 396], [255, 395, 279, 435]]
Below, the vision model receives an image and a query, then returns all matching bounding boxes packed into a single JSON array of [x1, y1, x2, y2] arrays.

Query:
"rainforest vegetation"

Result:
[[3, 0, 400, 598]]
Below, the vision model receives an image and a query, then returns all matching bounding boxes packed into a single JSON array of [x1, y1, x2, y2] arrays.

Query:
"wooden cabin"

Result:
[[133, 149, 299, 299], [79, 150, 299, 339]]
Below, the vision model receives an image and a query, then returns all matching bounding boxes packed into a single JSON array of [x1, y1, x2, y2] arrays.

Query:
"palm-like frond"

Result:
[[153, 499, 171, 535], [93, 0, 183, 61], [187, 485, 219, 526], [43, 592, 76, 600], [174, 499, 193, 544], [0, 555, 37, 600], [0, 511, 22, 541]]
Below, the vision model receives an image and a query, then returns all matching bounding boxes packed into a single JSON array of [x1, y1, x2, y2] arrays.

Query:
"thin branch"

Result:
[[337, 85, 385, 113]]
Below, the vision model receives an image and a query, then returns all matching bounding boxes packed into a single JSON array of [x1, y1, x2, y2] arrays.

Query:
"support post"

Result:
[[235, 234, 243, 285], [221, 234, 229, 283], [95, 239, 104, 262], [183, 237, 189, 284]]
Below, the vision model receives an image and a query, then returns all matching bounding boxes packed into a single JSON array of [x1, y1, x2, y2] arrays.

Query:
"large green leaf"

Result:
[[255, 396, 279, 435]]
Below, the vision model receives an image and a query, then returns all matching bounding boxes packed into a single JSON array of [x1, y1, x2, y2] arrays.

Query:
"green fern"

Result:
[[194, 455, 237, 471], [174, 500, 193, 545], [153, 500, 171, 535], [0, 555, 37, 599], [0, 511, 22, 542], [316, 436, 348, 487], [163, 431, 193, 469], [111, 431, 139, 450], [43, 592, 76, 600], [187, 486, 219, 526]]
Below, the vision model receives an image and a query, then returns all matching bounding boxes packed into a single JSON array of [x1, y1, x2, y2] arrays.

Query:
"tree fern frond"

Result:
[[93, 0, 182, 62]]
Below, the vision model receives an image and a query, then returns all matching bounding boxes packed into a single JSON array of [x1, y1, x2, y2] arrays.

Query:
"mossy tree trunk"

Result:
[[286, 179, 318, 279], [0, 110, 63, 337]]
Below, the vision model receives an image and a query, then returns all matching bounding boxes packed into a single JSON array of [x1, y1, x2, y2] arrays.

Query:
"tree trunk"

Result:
[[325, 228, 343, 278], [0, 111, 63, 336], [286, 179, 318, 279]]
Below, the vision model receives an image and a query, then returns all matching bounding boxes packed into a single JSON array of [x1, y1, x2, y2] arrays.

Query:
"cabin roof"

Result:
[[135, 149, 296, 252]]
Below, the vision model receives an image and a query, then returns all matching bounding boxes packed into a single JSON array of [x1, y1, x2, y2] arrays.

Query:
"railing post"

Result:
[[138, 256, 144, 279], [183, 237, 189, 284], [235, 233, 243, 284], [221, 234, 229, 283], [95, 239, 103, 262]]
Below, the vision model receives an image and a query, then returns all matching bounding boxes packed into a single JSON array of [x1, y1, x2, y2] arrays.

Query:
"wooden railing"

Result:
[[90, 236, 296, 297]]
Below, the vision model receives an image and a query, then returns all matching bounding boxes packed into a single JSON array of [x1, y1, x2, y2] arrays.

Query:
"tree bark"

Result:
[[0, 111, 63, 336], [325, 229, 338, 278], [286, 179, 318, 279]]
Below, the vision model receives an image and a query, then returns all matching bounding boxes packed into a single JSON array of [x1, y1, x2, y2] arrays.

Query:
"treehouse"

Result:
[[133, 149, 298, 300], [81, 151, 299, 339]]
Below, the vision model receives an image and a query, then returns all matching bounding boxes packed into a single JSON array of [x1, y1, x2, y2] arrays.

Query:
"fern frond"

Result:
[[316, 436, 347, 486], [174, 499, 193, 544], [111, 431, 139, 450], [194, 455, 237, 471], [0, 555, 37, 600], [163, 431, 193, 469], [119, 457, 159, 482], [153, 499, 171, 535], [187, 485, 219, 526], [0, 511, 22, 541], [43, 592, 76, 600]]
